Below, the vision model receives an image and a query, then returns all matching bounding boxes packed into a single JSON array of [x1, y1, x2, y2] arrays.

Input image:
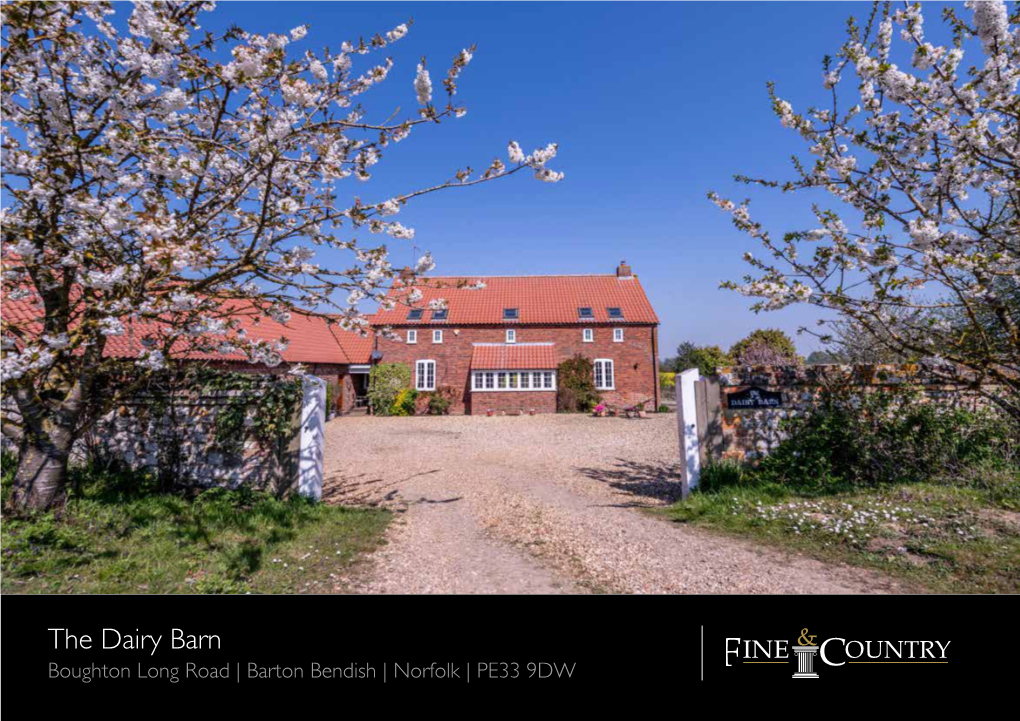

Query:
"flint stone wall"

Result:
[[710, 363, 990, 462], [3, 376, 302, 492]]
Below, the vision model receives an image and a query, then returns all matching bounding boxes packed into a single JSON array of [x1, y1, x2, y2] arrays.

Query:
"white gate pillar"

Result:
[[677, 367, 702, 498], [297, 375, 326, 501]]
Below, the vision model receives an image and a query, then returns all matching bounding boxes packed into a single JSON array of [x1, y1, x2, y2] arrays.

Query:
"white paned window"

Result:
[[415, 360, 436, 391], [407, 329, 417, 344], [506, 329, 516, 343], [594, 359, 615, 390], [583, 328, 594, 343], [470, 370, 556, 392], [433, 329, 443, 344], [613, 328, 624, 342]]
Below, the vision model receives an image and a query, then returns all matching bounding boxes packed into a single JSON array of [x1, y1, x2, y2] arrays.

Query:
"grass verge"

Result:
[[657, 463, 1020, 593], [1, 458, 389, 594]]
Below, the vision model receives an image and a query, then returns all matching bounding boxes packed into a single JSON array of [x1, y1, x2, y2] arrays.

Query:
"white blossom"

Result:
[[414, 63, 432, 105]]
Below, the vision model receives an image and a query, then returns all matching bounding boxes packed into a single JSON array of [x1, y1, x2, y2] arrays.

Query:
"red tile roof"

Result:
[[1, 293, 373, 365], [372, 275, 659, 326], [470, 343, 558, 370]]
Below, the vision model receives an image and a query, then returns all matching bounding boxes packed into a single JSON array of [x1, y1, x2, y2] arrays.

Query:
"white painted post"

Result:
[[677, 367, 702, 498], [297, 375, 326, 501]]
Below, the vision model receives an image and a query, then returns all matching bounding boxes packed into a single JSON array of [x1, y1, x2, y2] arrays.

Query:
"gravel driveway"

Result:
[[322, 413, 904, 594]]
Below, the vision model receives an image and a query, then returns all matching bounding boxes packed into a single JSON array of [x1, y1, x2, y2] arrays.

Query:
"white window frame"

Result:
[[407, 329, 417, 344], [415, 360, 436, 391], [506, 328, 516, 344], [471, 370, 556, 392], [613, 327, 624, 343], [583, 328, 594, 343], [432, 329, 443, 344], [594, 358, 615, 391]]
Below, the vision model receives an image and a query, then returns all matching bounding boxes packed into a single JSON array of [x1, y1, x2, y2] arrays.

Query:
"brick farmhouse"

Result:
[[369, 262, 661, 414], [3, 263, 660, 417]]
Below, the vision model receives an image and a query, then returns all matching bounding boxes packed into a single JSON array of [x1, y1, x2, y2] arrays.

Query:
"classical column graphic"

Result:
[[792, 629, 819, 678]]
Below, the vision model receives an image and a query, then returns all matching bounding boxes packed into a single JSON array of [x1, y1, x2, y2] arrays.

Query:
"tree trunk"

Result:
[[9, 426, 72, 512]]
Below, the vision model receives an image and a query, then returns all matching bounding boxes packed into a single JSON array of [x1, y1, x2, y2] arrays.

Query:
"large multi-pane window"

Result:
[[593, 359, 615, 390], [415, 360, 436, 391], [471, 370, 557, 391]]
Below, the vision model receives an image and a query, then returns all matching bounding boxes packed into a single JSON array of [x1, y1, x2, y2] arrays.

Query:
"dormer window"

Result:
[[607, 307, 623, 319], [407, 309, 423, 321], [432, 309, 448, 321], [503, 308, 518, 320], [578, 307, 594, 319]]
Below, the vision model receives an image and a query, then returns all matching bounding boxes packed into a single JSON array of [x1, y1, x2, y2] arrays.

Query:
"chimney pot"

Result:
[[616, 260, 632, 277], [399, 266, 414, 282]]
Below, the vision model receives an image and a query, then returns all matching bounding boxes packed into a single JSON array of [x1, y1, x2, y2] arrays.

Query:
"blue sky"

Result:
[[54, 2, 971, 357]]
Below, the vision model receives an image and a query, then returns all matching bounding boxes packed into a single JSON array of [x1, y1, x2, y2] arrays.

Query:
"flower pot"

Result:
[[529, 409, 536, 416], [487, 409, 494, 417]]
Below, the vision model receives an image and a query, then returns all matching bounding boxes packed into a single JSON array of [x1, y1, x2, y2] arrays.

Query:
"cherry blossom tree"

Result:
[[710, 1, 1019, 419], [1, 1, 563, 510]]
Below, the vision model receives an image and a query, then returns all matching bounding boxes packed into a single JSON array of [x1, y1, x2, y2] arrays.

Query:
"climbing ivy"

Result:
[[193, 370, 303, 452]]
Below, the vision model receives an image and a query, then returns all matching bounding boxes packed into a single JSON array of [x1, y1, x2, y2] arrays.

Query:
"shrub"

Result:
[[729, 329, 800, 365], [414, 386, 456, 415], [672, 343, 733, 376], [657, 404, 672, 413], [556, 355, 601, 412], [390, 388, 418, 416], [698, 459, 748, 493], [755, 386, 1020, 492], [659, 372, 676, 389], [428, 390, 454, 415], [368, 363, 411, 416]]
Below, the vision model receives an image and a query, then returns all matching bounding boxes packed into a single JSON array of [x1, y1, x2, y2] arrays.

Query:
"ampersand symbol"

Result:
[[798, 628, 817, 646]]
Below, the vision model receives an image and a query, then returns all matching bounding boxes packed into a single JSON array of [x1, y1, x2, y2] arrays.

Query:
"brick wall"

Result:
[[374, 324, 659, 414], [708, 364, 990, 461], [469, 390, 557, 415]]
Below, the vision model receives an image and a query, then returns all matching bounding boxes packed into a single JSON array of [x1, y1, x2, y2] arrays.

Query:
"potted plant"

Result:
[[593, 402, 608, 417], [487, 409, 495, 417]]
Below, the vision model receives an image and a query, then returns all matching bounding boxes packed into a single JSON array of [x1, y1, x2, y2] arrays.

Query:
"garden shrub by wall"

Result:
[[710, 364, 1005, 463], [556, 355, 601, 412], [368, 362, 411, 416]]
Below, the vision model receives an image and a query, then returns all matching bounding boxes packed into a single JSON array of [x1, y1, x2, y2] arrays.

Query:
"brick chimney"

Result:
[[616, 260, 632, 278], [399, 266, 414, 283]]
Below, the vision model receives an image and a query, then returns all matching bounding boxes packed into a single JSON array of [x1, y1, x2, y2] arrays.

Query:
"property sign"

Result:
[[726, 386, 783, 409]]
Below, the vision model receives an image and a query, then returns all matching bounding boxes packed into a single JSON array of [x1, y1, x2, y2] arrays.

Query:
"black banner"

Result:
[[1, 593, 1012, 706]]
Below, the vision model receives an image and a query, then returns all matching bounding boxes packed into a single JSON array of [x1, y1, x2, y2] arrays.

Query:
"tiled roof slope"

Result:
[[1, 293, 373, 365], [470, 343, 558, 370], [372, 275, 659, 326]]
